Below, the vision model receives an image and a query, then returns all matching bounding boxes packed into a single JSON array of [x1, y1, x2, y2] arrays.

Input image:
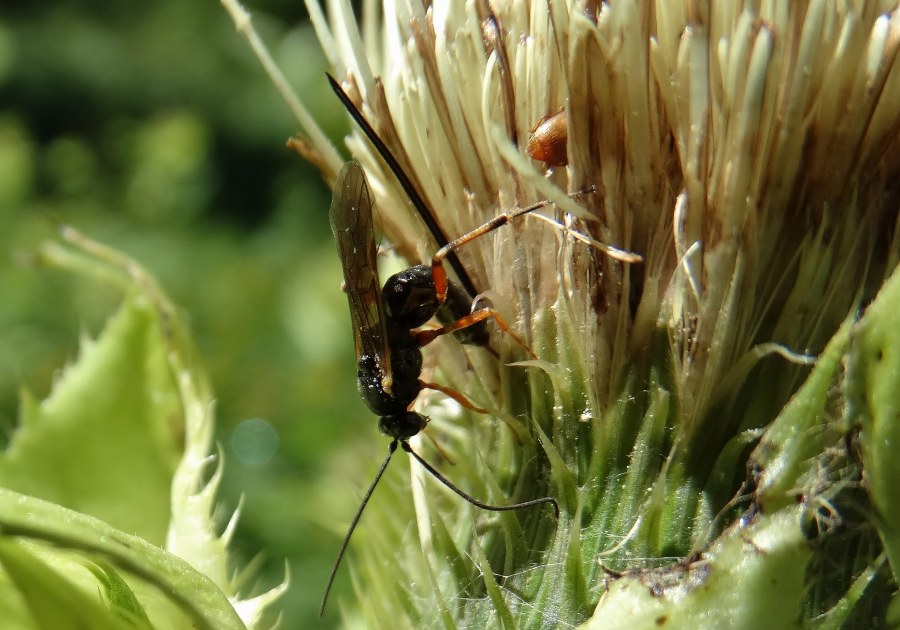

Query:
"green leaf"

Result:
[[86, 560, 152, 626], [850, 264, 900, 582], [580, 509, 809, 630], [0, 228, 285, 628], [0, 293, 182, 544], [751, 316, 853, 509], [0, 537, 134, 630], [0, 487, 244, 629]]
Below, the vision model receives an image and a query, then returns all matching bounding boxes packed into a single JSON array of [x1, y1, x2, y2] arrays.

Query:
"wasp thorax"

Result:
[[383, 265, 438, 328]]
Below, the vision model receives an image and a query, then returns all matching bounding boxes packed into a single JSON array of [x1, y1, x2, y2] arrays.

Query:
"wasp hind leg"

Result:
[[419, 379, 489, 414], [418, 380, 525, 444], [413, 307, 537, 360]]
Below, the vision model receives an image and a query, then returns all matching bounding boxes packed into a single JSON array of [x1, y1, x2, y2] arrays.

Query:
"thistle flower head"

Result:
[[224, 0, 900, 625]]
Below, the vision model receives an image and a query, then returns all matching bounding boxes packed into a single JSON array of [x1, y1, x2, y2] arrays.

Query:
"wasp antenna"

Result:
[[320, 439, 399, 617], [326, 73, 480, 299], [326, 74, 416, 212], [325, 74, 435, 234], [400, 441, 559, 518]]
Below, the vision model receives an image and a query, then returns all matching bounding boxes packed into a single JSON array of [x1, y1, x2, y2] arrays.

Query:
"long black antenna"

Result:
[[319, 440, 398, 617], [319, 438, 560, 616], [326, 73, 480, 299], [401, 441, 559, 517]]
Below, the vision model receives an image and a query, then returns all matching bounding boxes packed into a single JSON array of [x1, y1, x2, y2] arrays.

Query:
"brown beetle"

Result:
[[526, 108, 568, 167]]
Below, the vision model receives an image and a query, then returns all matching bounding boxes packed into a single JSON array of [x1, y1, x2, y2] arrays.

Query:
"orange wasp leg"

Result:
[[429, 197, 558, 303], [419, 380, 490, 414], [414, 307, 538, 360], [418, 380, 523, 445]]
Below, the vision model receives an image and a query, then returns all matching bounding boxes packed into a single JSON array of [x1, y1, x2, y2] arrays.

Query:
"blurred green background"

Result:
[[0, 1, 374, 627]]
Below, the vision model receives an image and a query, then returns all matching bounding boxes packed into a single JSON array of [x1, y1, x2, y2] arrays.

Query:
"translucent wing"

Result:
[[329, 161, 391, 378], [326, 73, 480, 299]]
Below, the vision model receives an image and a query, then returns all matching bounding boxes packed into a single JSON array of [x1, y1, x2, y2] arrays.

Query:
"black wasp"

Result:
[[319, 75, 560, 616]]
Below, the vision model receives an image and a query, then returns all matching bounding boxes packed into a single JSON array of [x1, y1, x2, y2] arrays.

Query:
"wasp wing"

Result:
[[329, 161, 392, 379]]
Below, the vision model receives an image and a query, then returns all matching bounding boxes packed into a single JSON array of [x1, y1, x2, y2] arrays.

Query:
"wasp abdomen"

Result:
[[356, 327, 423, 416]]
